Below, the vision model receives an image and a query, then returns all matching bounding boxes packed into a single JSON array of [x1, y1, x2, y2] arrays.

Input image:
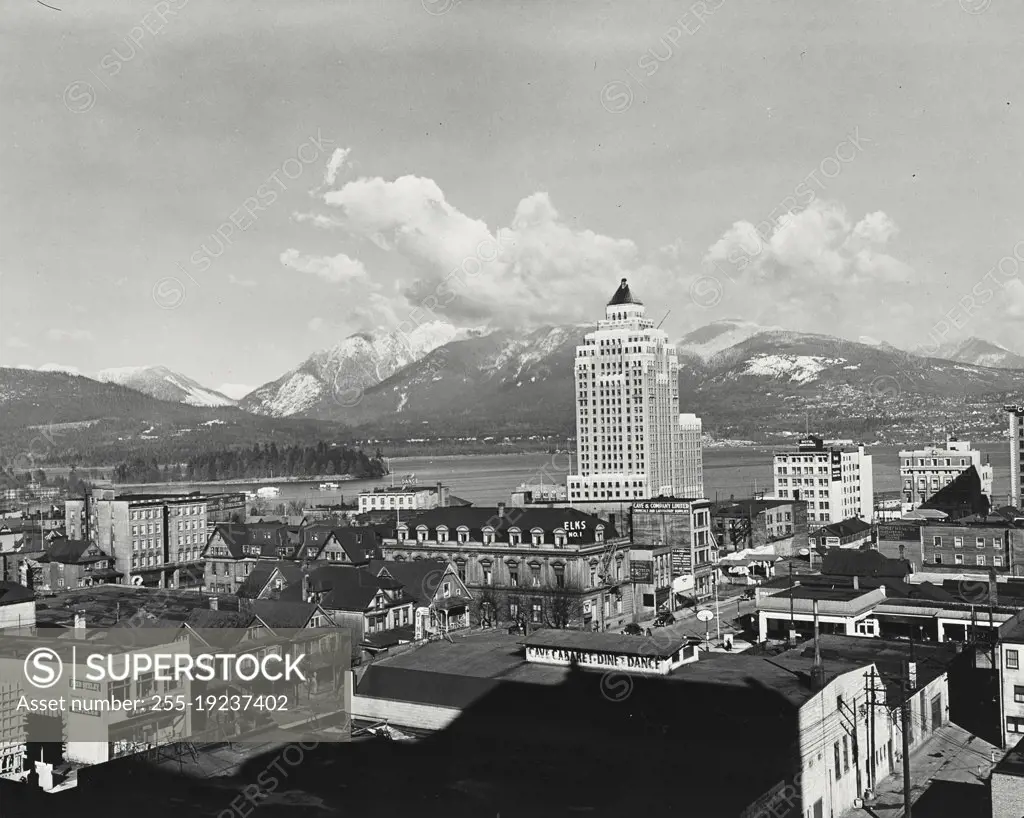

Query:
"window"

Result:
[[842, 735, 849, 772], [531, 600, 542, 623], [456, 562, 466, 582], [1007, 649, 1019, 670], [977, 555, 986, 566], [483, 529, 495, 545], [110, 678, 131, 704], [833, 741, 842, 779], [137, 672, 155, 698], [508, 567, 519, 587], [1008, 716, 1024, 734], [933, 554, 942, 565], [554, 565, 565, 588], [995, 555, 1003, 567], [932, 536, 941, 547], [530, 564, 541, 587], [483, 567, 492, 586], [442, 582, 451, 598], [954, 554, 963, 565], [977, 538, 985, 549], [1014, 685, 1024, 704]]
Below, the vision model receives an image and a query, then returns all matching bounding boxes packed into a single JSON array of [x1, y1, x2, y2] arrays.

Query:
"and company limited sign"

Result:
[[633, 501, 691, 514]]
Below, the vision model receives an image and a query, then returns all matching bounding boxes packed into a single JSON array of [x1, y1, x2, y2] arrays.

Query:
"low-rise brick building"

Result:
[[921, 517, 1022, 575]]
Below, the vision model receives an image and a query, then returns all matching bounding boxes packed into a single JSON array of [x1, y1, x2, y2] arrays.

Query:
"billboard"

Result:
[[633, 501, 691, 514], [830, 450, 842, 481], [629, 561, 654, 583], [1005, 404, 1024, 416], [797, 437, 824, 452]]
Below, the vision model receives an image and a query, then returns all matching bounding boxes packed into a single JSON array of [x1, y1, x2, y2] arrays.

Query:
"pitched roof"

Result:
[[607, 277, 642, 306], [40, 539, 108, 565], [820, 549, 911, 579], [399, 507, 617, 544], [250, 599, 322, 629], [207, 523, 291, 558], [368, 558, 452, 604], [811, 517, 872, 540], [0, 581, 34, 606], [280, 565, 383, 612]]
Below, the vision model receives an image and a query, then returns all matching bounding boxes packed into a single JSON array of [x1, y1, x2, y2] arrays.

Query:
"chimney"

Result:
[[208, 596, 218, 611], [302, 571, 312, 604], [73, 611, 86, 633], [853, 575, 859, 591], [436, 482, 444, 507], [497, 502, 506, 520]]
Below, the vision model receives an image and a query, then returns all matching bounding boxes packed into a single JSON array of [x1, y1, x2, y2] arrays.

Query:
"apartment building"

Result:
[[711, 497, 809, 557], [65, 490, 245, 589], [772, 436, 874, 525], [357, 482, 451, 514], [630, 497, 715, 608], [900, 436, 994, 514]]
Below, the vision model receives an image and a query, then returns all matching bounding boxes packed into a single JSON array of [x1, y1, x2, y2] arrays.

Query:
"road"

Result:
[[633, 590, 757, 646]]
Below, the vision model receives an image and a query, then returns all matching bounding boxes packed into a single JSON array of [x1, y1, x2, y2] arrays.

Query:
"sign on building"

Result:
[[830, 450, 842, 481], [629, 561, 654, 583], [633, 501, 691, 514]]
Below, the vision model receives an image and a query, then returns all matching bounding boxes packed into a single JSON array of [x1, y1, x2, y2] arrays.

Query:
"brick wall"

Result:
[[991, 769, 1024, 818]]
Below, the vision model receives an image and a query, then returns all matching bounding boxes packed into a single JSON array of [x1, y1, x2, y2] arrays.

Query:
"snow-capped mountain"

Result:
[[241, 322, 477, 417], [676, 319, 784, 362], [929, 337, 1024, 370], [97, 366, 236, 407]]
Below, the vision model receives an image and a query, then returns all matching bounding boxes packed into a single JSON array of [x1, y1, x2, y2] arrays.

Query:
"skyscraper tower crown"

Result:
[[607, 278, 642, 306]]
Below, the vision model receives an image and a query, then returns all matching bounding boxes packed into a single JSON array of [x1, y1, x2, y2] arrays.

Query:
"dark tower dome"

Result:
[[607, 278, 642, 306]]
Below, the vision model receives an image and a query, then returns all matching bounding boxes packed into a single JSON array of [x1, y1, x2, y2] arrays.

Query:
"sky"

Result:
[[2, 0, 1024, 398]]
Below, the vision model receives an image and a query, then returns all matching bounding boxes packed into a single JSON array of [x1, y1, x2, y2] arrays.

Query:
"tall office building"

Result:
[[899, 436, 994, 514], [568, 278, 684, 502], [678, 413, 705, 499], [1009, 404, 1024, 509], [772, 436, 874, 525]]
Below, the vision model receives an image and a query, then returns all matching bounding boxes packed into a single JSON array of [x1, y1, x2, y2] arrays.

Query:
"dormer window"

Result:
[[483, 527, 495, 545], [509, 528, 522, 546], [554, 530, 567, 548], [457, 526, 469, 544], [530, 528, 544, 547], [437, 526, 449, 543], [595, 526, 605, 543], [417, 526, 428, 543], [397, 526, 408, 542]]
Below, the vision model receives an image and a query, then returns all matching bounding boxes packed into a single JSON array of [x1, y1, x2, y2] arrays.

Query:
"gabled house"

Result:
[[298, 525, 380, 565], [283, 565, 420, 660], [369, 559, 474, 635], [201, 523, 292, 593], [34, 539, 120, 591]]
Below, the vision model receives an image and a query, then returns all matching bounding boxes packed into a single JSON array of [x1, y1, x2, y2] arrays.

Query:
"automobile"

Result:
[[740, 588, 757, 601], [622, 623, 643, 636], [652, 611, 675, 628]]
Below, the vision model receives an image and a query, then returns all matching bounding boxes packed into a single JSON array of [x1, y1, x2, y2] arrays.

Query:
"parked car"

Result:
[[652, 611, 675, 628], [741, 588, 757, 600], [622, 623, 643, 636]]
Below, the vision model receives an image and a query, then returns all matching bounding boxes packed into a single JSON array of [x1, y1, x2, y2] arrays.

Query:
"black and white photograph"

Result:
[[2, 1, 1024, 816]]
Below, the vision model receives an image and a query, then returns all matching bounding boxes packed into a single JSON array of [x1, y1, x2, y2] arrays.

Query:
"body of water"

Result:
[[109, 441, 1016, 508]]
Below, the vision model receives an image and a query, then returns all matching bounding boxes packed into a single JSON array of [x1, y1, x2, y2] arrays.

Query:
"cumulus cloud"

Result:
[[701, 200, 915, 333], [280, 249, 368, 284], [303, 168, 660, 329], [323, 148, 352, 186], [46, 329, 93, 343]]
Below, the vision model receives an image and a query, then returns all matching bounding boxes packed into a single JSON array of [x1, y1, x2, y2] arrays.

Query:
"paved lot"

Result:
[[632, 589, 757, 647]]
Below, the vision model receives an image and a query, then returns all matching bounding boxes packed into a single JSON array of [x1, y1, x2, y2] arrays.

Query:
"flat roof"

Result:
[[770, 586, 873, 602], [521, 628, 687, 659], [34, 585, 228, 628]]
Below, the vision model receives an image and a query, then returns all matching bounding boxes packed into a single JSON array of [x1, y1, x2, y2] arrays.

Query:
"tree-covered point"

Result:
[[111, 441, 387, 484]]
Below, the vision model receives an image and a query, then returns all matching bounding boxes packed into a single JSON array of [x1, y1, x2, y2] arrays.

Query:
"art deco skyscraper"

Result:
[[568, 279, 686, 502]]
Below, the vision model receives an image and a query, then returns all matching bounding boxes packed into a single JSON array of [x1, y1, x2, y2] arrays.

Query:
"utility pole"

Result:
[[789, 561, 796, 646], [901, 662, 913, 818], [866, 667, 877, 794]]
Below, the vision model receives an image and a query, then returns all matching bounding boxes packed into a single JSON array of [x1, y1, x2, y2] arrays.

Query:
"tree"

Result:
[[544, 580, 587, 629], [471, 587, 501, 628]]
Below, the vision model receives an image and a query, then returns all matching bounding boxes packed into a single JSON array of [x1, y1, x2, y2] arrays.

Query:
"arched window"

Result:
[[436, 525, 449, 543], [530, 528, 544, 547], [554, 529, 567, 548], [397, 525, 408, 543], [457, 526, 470, 544], [416, 526, 428, 543], [508, 528, 522, 546], [595, 526, 605, 543], [482, 526, 495, 545]]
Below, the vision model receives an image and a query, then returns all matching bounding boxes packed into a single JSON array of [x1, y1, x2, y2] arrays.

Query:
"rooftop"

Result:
[[521, 628, 688, 659], [34, 585, 232, 628], [607, 277, 642, 307], [994, 734, 1024, 779]]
